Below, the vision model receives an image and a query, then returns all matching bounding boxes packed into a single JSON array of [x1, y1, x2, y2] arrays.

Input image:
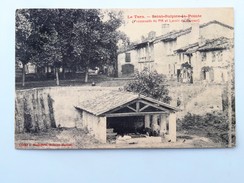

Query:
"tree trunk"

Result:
[[56, 68, 60, 86], [62, 66, 66, 80], [84, 69, 89, 83], [22, 64, 26, 87], [114, 60, 118, 78], [45, 66, 49, 79]]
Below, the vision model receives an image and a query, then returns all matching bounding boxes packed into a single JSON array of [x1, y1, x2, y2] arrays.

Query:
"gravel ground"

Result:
[[15, 128, 222, 149]]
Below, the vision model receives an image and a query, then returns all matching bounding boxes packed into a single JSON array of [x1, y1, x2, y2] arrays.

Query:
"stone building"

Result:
[[117, 20, 234, 84], [75, 91, 179, 143]]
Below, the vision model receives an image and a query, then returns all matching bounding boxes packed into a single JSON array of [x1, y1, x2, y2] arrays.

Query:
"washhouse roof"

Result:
[[75, 90, 179, 116]]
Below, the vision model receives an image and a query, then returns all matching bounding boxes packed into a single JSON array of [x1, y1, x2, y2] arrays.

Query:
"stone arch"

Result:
[[201, 66, 214, 82], [179, 62, 193, 83]]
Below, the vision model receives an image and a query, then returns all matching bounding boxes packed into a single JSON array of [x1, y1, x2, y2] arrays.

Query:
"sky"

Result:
[[116, 8, 234, 42]]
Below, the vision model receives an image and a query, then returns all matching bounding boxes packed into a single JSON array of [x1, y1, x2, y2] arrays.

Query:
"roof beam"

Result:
[[103, 98, 174, 116], [139, 104, 150, 112], [127, 106, 137, 112], [138, 100, 170, 112], [105, 99, 138, 114], [136, 101, 140, 112], [105, 111, 168, 117]]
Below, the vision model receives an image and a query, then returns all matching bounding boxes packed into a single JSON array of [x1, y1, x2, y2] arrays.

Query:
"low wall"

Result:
[[15, 86, 117, 134]]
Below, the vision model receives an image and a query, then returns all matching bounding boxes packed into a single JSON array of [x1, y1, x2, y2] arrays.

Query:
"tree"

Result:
[[16, 9, 126, 84], [99, 10, 127, 77], [29, 9, 63, 85], [53, 9, 78, 79], [26, 9, 74, 85], [72, 9, 125, 82], [221, 58, 235, 147], [124, 68, 172, 104], [16, 9, 34, 86], [71, 9, 102, 82]]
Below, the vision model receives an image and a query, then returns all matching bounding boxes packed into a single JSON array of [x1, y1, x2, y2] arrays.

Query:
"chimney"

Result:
[[199, 36, 206, 47], [141, 35, 146, 42], [148, 31, 156, 40], [161, 24, 170, 35]]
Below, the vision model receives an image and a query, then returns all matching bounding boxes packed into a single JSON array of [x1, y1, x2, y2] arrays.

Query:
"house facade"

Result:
[[117, 20, 234, 84]]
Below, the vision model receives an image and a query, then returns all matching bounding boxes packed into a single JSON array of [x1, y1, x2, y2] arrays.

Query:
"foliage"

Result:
[[15, 9, 33, 65], [178, 112, 235, 146], [71, 10, 126, 81], [15, 9, 127, 84], [124, 68, 172, 103], [221, 66, 235, 146], [71, 10, 104, 72]]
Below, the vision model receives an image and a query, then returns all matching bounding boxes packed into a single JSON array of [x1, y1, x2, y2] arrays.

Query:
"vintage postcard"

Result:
[[15, 8, 235, 149]]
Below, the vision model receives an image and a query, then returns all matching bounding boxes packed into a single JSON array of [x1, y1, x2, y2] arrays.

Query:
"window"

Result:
[[217, 51, 223, 62], [138, 47, 147, 62], [212, 52, 216, 62], [201, 52, 207, 62], [166, 42, 175, 55], [125, 53, 131, 62]]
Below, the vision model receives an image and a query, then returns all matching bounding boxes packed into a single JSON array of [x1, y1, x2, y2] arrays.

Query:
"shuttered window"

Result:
[[125, 53, 131, 62]]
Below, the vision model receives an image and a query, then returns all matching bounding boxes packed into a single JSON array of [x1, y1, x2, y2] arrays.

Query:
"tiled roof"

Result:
[[174, 42, 199, 53], [117, 44, 136, 54], [174, 37, 233, 54], [118, 20, 234, 53], [200, 20, 234, 30], [198, 37, 234, 51], [156, 20, 233, 43], [154, 29, 190, 43], [75, 90, 178, 116]]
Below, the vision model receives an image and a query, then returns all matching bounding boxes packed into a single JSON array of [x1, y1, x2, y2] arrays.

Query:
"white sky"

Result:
[[115, 8, 234, 42]]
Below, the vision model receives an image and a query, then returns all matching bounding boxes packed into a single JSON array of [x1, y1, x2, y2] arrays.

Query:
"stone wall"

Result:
[[82, 111, 106, 143], [15, 87, 117, 135], [15, 89, 56, 133]]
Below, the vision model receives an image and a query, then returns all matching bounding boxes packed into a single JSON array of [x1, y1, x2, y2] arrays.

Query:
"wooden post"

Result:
[[152, 114, 159, 135], [145, 115, 150, 128], [152, 114, 158, 126], [136, 102, 140, 112], [160, 114, 167, 135], [168, 112, 177, 142]]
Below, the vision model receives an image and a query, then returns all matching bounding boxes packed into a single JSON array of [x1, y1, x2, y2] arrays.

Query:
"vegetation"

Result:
[[124, 68, 172, 103], [16, 9, 128, 86], [221, 66, 235, 147], [178, 112, 235, 146]]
